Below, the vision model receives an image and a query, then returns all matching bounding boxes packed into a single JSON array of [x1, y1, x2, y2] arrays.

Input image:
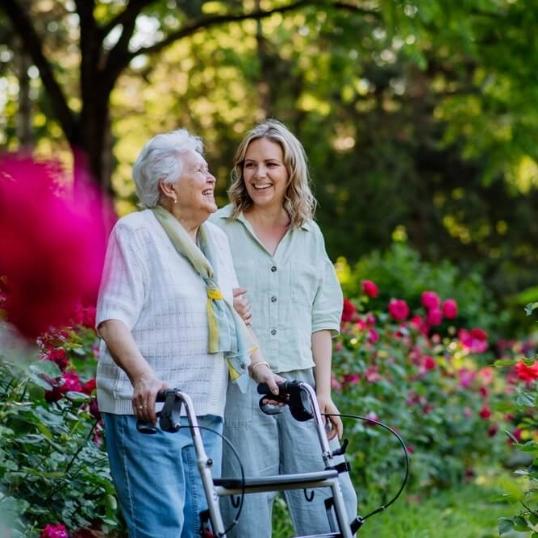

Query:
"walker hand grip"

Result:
[[257, 381, 313, 422], [136, 389, 182, 434]]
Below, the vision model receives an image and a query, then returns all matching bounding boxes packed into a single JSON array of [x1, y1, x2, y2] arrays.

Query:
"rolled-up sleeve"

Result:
[[312, 255, 343, 336]]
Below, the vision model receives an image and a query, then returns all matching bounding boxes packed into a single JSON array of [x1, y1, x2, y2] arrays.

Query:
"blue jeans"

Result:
[[103, 413, 223, 538]]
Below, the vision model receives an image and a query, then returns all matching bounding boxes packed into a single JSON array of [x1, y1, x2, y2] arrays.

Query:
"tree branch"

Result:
[[1, 0, 78, 143]]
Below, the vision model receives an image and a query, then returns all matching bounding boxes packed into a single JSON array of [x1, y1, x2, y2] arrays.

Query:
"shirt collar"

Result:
[[218, 204, 311, 231]]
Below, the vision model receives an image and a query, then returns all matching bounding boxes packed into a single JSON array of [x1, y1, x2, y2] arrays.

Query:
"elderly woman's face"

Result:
[[174, 149, 217, 217]]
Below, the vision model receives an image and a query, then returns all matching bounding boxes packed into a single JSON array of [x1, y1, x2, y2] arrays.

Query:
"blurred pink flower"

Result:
[[0, 154, 113, 340], [367, 328, 379, 344], [361, 280, 379, 298], [388, 298, 409, 321], [40, 523, 69, 538], [421, 291, 441, 311], [45, 370, 83, 403], [442, 299, 458, 319], [487, 423, 498, 437], [479, 405, 492, 419], [458, 328, 488, 353], [426, 308, 443, 326]]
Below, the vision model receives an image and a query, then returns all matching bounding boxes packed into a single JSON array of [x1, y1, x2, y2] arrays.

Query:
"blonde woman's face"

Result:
[[242, 138, 289, 210]]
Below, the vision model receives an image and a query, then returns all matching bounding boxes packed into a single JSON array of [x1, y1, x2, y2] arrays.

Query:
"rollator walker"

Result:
[[141, 380, 362, 538]]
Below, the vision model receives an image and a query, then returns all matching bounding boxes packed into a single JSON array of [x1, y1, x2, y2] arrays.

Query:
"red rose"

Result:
[[341, 298, 357, 323], [514, 360, 538, 382], [361, 280, 379, 298], [442, 298, 458, 319], [388, 298, 409, 321]]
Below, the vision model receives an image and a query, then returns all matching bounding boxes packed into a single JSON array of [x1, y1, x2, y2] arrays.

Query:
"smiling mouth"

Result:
[[202, 189, 214, 196], [253, 184, 271, 190]]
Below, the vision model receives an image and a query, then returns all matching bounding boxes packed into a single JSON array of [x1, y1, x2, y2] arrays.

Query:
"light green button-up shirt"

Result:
[[210, 205, 343, 374]]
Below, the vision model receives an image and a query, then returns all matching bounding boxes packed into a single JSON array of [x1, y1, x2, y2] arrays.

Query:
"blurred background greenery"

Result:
[[2, 0, 538, 339]]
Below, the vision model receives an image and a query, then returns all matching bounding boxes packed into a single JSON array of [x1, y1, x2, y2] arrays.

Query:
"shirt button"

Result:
[[271, 329, 277, 336], [271, 296, 277, 303], [271, 266, 277, 272]]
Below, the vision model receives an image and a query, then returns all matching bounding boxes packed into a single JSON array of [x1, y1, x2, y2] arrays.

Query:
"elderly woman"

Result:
[[96, 128, 278, 538]]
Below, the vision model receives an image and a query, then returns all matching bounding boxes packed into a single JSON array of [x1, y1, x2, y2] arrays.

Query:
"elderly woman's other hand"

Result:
[[233, 287, 252, 326]]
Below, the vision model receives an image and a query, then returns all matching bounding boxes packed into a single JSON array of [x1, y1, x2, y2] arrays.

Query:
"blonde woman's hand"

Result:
[[317, 395, 343, 441], [233, 287, 252, 326]]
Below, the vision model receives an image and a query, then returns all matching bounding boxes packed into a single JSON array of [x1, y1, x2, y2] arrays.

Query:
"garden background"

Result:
[[2, 1, 538, 536]]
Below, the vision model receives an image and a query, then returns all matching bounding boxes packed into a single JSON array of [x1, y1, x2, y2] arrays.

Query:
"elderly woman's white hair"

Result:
[[132, 128, 204, 208]]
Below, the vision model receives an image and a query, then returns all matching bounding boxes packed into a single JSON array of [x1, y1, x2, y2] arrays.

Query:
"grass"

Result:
[[272, 470, 521, 538]]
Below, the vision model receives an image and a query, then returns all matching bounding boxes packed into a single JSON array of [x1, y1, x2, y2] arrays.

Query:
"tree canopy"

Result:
[[2, 0, 538, 317]]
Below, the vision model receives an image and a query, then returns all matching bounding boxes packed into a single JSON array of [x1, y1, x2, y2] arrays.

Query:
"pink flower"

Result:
[[341, 299, 357, 323], [422, 356, 436, 370], [45, 370, 82, 402], [365, 366, 381, 383], [43, 348, 70, 371], [0, 155, 113, 340], [479, 405, 492, 420], [361, 280, 379, 298], [459, 328, 488, 353], [367, 328, 379, 344], [40, 523, 69, 538], [487, 423, 498, 437], [82, 378, 97, 395], [388, 298, 409, 321], [421, 291, 441, 311], [442, 299, 458, 319], [426, 308, 443, 326], [364, 411, 379, 426]]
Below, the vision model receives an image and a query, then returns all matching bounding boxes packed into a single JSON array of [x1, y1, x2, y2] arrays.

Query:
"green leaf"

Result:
[[498, 517, 515, 535]]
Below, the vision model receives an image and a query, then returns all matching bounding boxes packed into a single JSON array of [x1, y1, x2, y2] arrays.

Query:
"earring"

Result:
[[172, 197, 177, 204]]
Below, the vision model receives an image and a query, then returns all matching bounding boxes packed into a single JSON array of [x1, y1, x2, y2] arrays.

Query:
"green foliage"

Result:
[[0, 323, 123, 537], [496, 302, 538, 536], [336, 242, 508, 335]]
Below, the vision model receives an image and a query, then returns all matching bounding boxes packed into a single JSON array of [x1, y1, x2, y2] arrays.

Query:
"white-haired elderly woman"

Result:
[[95, 128, 279, 538]]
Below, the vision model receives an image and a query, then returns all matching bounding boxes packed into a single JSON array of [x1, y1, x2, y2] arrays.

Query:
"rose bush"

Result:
[[0, 304, 125, 538], [332, 282, 530, 505]]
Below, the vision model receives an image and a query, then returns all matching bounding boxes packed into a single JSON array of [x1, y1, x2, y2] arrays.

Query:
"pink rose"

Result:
[[388, 298, 409, 321], [361, 280, 379, 298], [426, 308, 443, 326], [442, 298, 458, 319], [421, 291, 441, 311]]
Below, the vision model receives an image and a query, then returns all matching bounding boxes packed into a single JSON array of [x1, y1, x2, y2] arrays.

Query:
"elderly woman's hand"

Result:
[[233, 287, 252, 326], [132, 373, 168, 425], [249, 362, 284, 395]]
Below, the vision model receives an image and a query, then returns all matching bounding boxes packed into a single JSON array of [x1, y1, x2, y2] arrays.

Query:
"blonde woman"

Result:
[[211, 119, 357, 537]]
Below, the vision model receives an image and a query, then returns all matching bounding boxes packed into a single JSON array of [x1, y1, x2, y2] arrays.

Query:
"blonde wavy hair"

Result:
[[228, 119, 317, 228]]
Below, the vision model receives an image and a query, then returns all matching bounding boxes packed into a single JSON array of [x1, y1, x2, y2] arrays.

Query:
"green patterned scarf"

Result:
[[152, 205, 252, 392]]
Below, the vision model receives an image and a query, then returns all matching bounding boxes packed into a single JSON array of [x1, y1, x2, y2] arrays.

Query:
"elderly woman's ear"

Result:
[[159, 181, 178, 205]]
